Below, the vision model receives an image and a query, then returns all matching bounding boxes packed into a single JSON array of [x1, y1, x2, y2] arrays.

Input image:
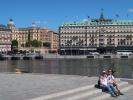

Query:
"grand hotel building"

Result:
[[59, 13, 133, 55]]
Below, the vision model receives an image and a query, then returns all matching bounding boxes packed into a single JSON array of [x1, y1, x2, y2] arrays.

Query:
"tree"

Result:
[[38, 41, 42, 47], [43, 42, 51, 48], [21, 43, 25, 47], [11, 40, 18, 53], [31, 40, 39, 47], [25, 41, 30, 47], [11, 40, 18, 48], [25, 40, 42, 47]]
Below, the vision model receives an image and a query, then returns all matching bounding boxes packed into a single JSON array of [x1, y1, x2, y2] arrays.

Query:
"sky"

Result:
[[0, 0, 133, 31]]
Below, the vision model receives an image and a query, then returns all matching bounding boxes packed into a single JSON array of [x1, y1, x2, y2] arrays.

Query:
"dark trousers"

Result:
[[101, 84, 116, 96]]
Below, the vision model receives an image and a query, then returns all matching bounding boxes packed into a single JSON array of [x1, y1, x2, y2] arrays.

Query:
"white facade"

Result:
[[59, 16, 133, 54]]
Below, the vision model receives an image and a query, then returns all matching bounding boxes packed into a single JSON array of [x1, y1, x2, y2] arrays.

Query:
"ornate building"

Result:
[[59, 13, 133, 55], [26, 27, 58, 53], [7, 19, 58, 53], [0, 24, 11, 52]]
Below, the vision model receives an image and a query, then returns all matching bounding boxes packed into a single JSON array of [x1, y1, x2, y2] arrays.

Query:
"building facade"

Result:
[[7, 19, 58, 53], [0, 24, 11, 52], [59, 14, 133, 55], [27, 27, 58, 53]]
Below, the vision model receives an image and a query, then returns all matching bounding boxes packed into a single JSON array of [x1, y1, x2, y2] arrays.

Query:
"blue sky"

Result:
[[0, 0, 133, 31]]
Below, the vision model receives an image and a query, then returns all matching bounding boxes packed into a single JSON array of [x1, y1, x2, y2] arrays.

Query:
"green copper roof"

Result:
[[61, 19, 133, 26]]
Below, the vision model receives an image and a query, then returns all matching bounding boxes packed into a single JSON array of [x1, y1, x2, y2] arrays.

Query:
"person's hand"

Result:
[[113, 80, 118, 84], [109, 80, 114, 84], [111, 81, 114, 84]]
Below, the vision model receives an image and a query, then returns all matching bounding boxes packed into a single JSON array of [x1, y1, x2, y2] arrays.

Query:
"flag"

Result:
[[127, 14, 129, 18], [87, 16, 90, 19], [115, 14, 119, 18], [32, 22, 36, 27]]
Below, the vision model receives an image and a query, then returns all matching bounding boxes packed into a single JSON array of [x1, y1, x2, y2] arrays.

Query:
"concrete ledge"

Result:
[[28, 81, 128, 100]]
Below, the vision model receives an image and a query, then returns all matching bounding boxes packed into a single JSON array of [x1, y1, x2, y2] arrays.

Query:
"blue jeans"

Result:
[[101, 84, 116, 96]]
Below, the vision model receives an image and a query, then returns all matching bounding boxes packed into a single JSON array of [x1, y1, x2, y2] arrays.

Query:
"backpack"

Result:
[[94, 77, 101, 89]]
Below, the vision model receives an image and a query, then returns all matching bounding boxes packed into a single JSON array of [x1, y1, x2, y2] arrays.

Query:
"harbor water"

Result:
[[0, 59, 133, 78]]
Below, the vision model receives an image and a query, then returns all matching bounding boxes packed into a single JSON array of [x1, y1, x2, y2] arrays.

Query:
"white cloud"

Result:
[[128, 8, 133, 13]]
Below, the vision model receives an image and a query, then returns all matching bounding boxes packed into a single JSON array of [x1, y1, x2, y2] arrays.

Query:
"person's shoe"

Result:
[[119, 92, 124, 95], [111, 95, 117, 98], [115, 92, 120, 96]]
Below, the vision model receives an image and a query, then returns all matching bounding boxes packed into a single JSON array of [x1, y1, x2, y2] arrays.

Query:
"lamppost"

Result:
[[70, 40, 72, 55]]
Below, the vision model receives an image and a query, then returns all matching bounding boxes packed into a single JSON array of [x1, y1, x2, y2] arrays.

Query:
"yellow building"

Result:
[[7, 19, 58, 54]]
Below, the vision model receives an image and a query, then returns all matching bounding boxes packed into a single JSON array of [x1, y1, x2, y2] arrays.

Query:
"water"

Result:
[[0, 59, 133, 78]]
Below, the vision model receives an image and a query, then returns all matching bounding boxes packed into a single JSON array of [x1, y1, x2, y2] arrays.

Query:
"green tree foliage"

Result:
[[21, 43, 25, 47], [11, 40, 18, 48], [38, 41, 42, 47], [31, 40, 38, 47], [43, 42, 51, 48], [25, 41, 30, 47], [31, 40, 42, 47]]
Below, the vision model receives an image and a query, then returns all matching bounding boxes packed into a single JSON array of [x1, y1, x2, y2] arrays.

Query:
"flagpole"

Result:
[[64, 16, 68, 55], [115, 14, 119, 20]]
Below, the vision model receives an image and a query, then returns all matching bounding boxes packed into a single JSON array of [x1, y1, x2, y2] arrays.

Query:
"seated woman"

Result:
[[100, 71, 118, 97], [107, 69, 124, 95]]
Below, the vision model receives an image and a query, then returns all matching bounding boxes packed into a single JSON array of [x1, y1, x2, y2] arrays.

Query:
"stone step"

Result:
[[61, 81, 128, 100], [29, 81, 128, 100], [90, 83, 133, 100], [29, 84, 95, 100], [53, 88, 99, 100], [80, 81, 129, 100], [107, 87, 133, 100], [83, 82, 129, 100]]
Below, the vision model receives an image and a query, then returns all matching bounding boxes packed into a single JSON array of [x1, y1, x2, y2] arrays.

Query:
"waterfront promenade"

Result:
[[0, 73, 132, 100], [1, 53, 133, 60]]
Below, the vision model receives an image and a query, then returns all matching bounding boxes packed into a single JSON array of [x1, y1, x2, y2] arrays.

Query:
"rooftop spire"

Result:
[[9, 19, 13, 22], [7, 18, 15, 29], [100, 8, 104, 19], [8, 18, 14, 25]]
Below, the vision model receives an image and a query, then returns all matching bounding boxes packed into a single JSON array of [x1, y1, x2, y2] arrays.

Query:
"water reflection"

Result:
[[0, 59, 132, 78]]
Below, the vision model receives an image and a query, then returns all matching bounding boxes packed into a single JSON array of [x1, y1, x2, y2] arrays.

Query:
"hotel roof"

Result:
[[61, 19, 133, 27], [61, 12, 133, 27]]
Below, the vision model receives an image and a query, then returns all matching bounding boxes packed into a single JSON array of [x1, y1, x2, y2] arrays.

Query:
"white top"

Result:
[[107, 75, 115, 83], [100, 76, 108, 86]]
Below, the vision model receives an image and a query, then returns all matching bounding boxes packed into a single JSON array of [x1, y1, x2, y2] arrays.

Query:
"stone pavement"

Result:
[[107, 88, 133, 100], [0, 73, 97, 100], [29, 81, 133, 100], [0, 73, 132, 100]]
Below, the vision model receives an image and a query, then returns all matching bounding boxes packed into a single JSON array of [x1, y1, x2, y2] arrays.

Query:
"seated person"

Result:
[[100, 71, 118, 97], [107, 69, 124, 95]]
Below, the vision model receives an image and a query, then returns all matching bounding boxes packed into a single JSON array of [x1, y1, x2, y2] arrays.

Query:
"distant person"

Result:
[[107, 69, 124, 95], [100, 71, 118, 97]]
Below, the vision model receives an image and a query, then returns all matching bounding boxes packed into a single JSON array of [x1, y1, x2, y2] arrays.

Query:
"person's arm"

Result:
[[112, 75, 118, 84], [107, 76, 114, 84]]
